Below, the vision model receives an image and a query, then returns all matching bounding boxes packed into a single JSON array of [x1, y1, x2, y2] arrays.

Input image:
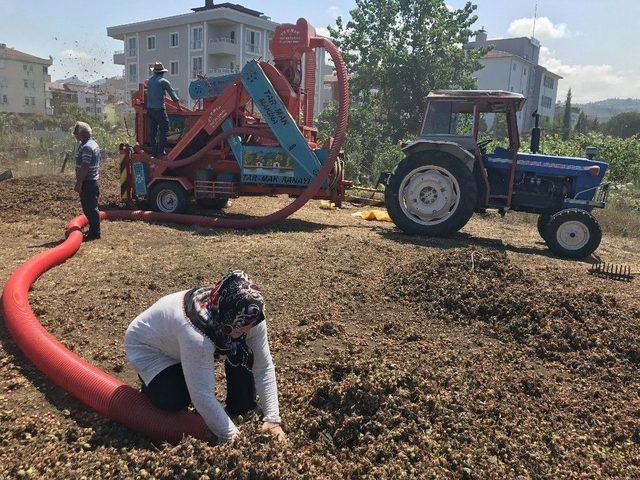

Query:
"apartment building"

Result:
[[107, 1, 334, 114], [0, 43, 52, 115], [464, 32, 562, 132], [49, 77, 109, 117]]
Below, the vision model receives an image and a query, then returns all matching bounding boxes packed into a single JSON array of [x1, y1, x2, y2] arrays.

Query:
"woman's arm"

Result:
[[178, 326, 239, 442], [246, 322, 281, 424]]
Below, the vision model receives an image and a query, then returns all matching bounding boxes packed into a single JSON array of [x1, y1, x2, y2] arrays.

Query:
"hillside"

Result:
[[575, 98, 640, 121]]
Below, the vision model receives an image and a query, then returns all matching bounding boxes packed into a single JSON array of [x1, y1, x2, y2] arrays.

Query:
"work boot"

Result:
[[83, 232, 101, 242]]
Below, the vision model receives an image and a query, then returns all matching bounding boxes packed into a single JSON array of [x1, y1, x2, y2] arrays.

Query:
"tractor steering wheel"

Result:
[[477, 139, 492, 154]]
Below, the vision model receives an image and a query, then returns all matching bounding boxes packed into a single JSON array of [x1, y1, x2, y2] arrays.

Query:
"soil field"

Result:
[[1, 159, 639, 479]]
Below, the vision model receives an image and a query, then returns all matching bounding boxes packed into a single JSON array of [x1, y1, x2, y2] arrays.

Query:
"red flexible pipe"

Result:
[[1, 37, 348, 443]]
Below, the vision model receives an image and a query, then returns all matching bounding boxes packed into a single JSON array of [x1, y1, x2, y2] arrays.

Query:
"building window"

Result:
[[543, 75, 554, 89], [86, 107, 91, 113], [128, 63, 138, 83], [23, 64, 27, 71], [127, 37, 137, 57], [25, 97, 29, 106], [23, 79, 29, 88], [1, 95, 7, 104], [170, 61, 179, 76], [192, 27, 203, 49], [30, 80, 35, 89], [147, 35, 156, 51], [42, 65, 47, 74], [523, 67, 527, 76], [170, 32, 179, 48], [192, 57, 203, 78], [541, 96, 553, 109], [246, 29, 261, 54], [0, 59, 5, 69], [30, 97, 35, 105]]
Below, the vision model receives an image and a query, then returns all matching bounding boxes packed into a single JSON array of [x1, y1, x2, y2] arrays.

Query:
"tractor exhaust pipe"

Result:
[[530, 110, 541, 154]]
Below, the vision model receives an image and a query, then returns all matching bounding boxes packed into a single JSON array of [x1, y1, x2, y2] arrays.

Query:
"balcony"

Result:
[[208, 37, 239, 56], [113, 50, 125, 65], [207, 67, 239, 77]]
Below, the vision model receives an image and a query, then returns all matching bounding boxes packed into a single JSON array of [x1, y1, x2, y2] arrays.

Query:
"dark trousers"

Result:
[[147, 108, 169, 156], [80, 180, 100, 238], [141, 361, 257, 414]]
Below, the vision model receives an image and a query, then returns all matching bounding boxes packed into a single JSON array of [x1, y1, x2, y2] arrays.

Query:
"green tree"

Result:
[[603, 111, 640, 138], [329, 0, 486, 143], [317, 98, 403, 183], [575, 111, 588, 134], [562, 88, 572, 140]]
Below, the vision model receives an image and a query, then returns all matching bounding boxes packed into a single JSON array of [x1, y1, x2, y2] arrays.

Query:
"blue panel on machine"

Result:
[[189, 74, 238, 100], [240, 61, 321, 180], [241, 147, 331, 187], [132, 162, 148, 196]]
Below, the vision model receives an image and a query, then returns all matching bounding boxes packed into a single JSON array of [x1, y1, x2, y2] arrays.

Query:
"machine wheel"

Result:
[[544, 209, 602, 259], [385, 151, 477, 236], [537, 214, 552, 240], [149, 181, 189, 214], [196, 198, 230, 210]]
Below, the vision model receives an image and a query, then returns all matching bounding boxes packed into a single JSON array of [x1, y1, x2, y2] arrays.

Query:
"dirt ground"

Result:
[[1, 159, 639, 479]]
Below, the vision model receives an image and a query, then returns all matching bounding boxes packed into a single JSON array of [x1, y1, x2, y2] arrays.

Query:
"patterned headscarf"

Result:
[[183, 271, 265, 370]]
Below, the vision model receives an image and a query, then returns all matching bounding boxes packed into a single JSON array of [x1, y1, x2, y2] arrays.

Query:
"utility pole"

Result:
[[532, 0, 539, 39], [93, 85, 97, 118]]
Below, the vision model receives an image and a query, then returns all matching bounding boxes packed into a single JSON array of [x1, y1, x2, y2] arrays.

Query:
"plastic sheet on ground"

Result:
[[352, 209, 392, 222]]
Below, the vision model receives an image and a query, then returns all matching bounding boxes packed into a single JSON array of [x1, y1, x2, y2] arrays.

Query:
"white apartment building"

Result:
[[107, 1, 334, 114], [464, 32, 562, 132], [0, 43, 52, 115]]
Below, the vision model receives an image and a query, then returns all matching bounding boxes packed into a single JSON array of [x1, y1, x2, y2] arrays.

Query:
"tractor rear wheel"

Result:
[[537, 214, 552, 240], [385, 151, 477, 236], [544, 209, 602, 259], [149, 181, 189, 214]]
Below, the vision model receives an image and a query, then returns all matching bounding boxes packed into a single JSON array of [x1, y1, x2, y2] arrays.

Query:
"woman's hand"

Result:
[[260, 422, 287, 443]]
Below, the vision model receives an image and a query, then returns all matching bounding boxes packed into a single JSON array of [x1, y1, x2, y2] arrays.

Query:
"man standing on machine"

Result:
[[147, 62, 181, 157]]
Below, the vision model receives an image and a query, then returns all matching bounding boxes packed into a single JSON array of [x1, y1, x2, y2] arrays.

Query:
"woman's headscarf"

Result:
[[183, 271, 265, 370]]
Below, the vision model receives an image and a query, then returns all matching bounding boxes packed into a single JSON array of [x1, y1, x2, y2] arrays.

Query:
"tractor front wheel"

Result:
[[149, 181, 189, 214], [385, 152, 477, 236], [544, 209, 602, 259]]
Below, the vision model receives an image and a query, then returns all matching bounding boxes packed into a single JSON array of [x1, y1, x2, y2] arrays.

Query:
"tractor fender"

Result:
[[402, 140, 475, 171], [147, 176, 193, 193]]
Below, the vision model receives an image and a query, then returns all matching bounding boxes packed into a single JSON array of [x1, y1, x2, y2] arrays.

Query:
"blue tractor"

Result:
[[385, 90, 610, 259]]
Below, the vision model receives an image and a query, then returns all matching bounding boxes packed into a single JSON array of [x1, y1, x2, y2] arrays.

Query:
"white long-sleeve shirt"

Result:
[[124, 290, 281, 441]]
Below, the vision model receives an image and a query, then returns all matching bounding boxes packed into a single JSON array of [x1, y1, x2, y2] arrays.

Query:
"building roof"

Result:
[[191, 1, 263, 17], [107, 3, 276, 39], [0, 44, 52, 65]]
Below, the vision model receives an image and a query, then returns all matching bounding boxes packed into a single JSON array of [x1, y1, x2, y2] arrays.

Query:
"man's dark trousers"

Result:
[[80, 180, 100, 238], [148, 108, 170, 156]]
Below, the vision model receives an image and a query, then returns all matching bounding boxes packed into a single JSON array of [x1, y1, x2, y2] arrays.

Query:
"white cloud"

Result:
[[508, 17, 569, 40], [539, 46, 640, 102], [316, 26, 331, 38], [326, 5, 342, 20], [60, 49, 91, 60]]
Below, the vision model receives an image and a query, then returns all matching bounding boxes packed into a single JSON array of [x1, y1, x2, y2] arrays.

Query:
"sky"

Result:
[[1, 0, 638, 103]]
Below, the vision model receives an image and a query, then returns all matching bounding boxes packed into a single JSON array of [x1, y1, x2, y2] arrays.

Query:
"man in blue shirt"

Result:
[[73, 121, 101, 241], [147, 62, 182, 157]]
